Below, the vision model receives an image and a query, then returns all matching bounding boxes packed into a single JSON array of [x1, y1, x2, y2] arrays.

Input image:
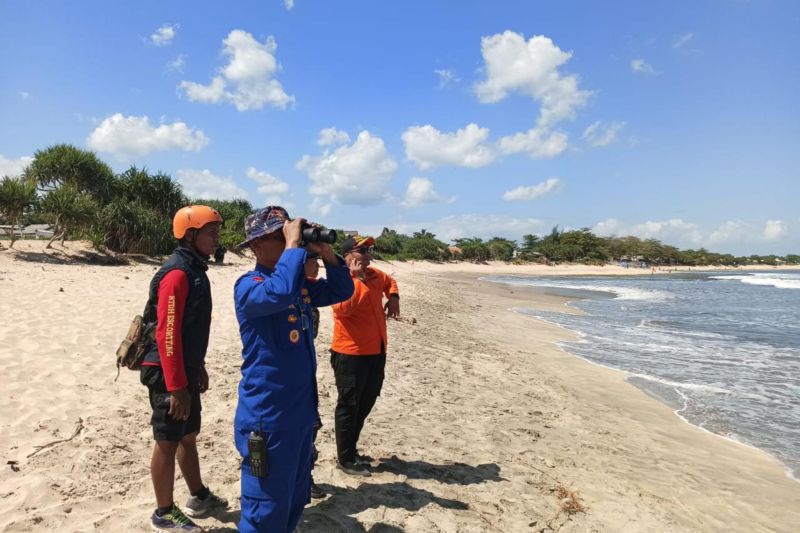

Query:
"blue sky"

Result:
[[1, 0, 798, 255]]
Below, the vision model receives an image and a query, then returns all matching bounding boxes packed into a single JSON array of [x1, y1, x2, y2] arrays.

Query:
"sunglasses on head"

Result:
[[349, 245, 374, 255]]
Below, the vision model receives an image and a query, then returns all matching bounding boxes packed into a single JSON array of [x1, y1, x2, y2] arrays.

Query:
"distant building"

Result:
[[1, 224, 53, 238], [23, 224, 54, 238]]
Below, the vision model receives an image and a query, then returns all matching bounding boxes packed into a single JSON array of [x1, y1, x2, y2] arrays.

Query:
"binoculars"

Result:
[[301, 223, 337, 244]]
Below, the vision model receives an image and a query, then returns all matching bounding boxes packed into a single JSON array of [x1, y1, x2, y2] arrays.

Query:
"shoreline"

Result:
[[422, 268, 800, 530], [516, 297, 800, 485], [476, 271, 800, 483]]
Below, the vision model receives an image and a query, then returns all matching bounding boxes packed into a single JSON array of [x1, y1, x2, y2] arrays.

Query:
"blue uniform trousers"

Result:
[[236, 424, 314, 533]]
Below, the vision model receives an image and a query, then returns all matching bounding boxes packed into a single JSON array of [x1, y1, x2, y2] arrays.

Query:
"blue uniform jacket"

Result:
[[234, 248, 354, 432]]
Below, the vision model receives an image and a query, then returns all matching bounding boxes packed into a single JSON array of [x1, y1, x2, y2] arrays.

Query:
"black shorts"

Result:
[[140, 365, 202, 442]]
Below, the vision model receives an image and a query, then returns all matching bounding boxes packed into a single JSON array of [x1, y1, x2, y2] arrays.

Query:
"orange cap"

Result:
[[173, 205, 223, 239]]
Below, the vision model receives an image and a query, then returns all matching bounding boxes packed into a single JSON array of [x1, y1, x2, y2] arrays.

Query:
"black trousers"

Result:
[[330, 351, 385, 463]]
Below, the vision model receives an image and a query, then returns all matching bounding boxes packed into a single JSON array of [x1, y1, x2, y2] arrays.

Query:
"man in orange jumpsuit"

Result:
[[330, 235, 399, 476]]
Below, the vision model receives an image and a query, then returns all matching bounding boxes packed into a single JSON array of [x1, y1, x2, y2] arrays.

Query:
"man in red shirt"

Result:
[[330, 235, 399, 475], [139, 206, 227, 532]]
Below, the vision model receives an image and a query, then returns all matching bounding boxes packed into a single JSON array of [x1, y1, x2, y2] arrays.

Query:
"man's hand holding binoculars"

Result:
[[283, 217, 338, 264]]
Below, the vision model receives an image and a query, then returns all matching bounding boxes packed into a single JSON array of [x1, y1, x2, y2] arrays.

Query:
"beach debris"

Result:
[[7, 461, 19, 472], [27, 418, 84, 458], [552, 485, 585, 515], [58, 287, 64, 292]]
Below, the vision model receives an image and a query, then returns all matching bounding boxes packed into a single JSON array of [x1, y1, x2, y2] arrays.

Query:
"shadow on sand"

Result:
[[205, 458, 502, 531], [371, 456, 505, 485], [300, 481, 468, 532]]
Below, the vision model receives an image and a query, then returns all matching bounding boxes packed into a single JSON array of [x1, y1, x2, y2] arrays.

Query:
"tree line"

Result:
[[373, 226, 798, 266], [0, 144, 797, 266]]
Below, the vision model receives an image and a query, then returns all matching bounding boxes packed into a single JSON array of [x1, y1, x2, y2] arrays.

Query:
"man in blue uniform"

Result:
[[233, 206, 354, 533]]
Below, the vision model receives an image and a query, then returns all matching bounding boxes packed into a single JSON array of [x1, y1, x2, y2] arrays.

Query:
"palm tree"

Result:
[[97, 198, 173, 255], [39, 184, 98, 247], [25, 144, 116, 203], [117, 166, 186, 217], [0, 176, 38, 248]]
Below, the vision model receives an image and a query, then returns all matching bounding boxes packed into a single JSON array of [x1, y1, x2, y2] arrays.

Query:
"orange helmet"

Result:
[[173, 205, 223, 239]]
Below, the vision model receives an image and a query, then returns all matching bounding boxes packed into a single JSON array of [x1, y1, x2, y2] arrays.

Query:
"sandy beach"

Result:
[[0, 241, 798, 532]]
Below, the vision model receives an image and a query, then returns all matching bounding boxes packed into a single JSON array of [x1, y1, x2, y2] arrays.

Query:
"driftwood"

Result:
[[27, 418, 85, 458]]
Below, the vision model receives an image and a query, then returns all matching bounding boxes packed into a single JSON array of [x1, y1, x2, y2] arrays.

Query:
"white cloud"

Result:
[[390, 214, 546, 243], [592, 218, 622, 236], [0, 154, 33, 178], [706, 220, 787, 246], [593, 218, 790, 250], [434, 68, 458, 89], [639, 219, 703, 242], [764, 220, 787, 241], [631, 58, 655, 75], [284, 0, 295, 10], [475, 31, 590, 130], [297, 130, 398, 206], [246, 167, 289, 205], [180, 30, 294, 111], [181, 76, 226, 103], [167, 54, 186, 73], [402, 123, 495, 169], [86, 113, 209, 158], [502, 177, 560, 201], [150, 24, 177, 46], [176, 169, 248, 200], [498, 127, 567, 159], [706, 221, 748, 246], [317, 127, 351, 147], [673, 33, 694, 49], [401, 177, 454, 208], [583, 121, 626, 147], [593, 217, 704, 245], [17, 91, 29, 100], [309, 196, 332, 217]]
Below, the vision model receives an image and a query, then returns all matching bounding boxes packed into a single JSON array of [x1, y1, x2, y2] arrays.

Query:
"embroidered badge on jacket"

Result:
[[288, 314, 298, 324], [289, 329, 300, 343]]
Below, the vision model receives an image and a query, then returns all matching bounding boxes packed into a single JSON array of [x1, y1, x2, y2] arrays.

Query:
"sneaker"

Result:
[[184, 490, 228, 518], [337, 461, 371, 476], [355, 452, 373, 466], [310, 477, 326, 499], [150, 506, 201, 532]]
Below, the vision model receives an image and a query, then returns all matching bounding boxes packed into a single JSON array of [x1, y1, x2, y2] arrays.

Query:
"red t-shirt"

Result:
[[143, 269, 190, 391]]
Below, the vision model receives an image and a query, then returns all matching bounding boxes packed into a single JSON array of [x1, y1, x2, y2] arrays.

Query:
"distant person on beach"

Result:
[[233, 206, 354, 532], [330, 234, 400, 476], [139, 205, 228, 532], [213, 245, 226, 264]]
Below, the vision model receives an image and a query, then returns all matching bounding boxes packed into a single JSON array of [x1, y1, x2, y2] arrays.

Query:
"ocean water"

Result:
[[483, 270, 800, 480]]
